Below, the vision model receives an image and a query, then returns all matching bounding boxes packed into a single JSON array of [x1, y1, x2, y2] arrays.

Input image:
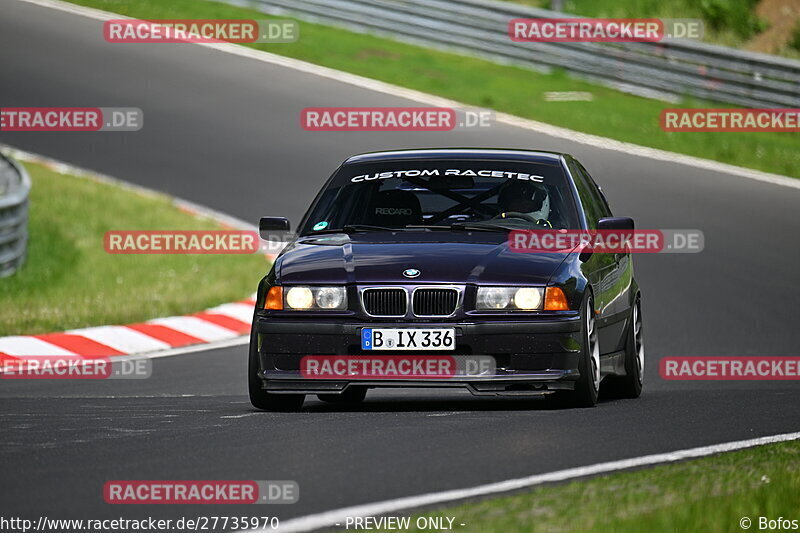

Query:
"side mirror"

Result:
[[597, 216, 634, 231], [260, 216, 291, 240]]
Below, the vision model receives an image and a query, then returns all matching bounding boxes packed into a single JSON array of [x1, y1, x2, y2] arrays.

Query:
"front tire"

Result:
[[563, 295, 600, 408], [248, 336, 304, 411], [603, 296, 644, 399]]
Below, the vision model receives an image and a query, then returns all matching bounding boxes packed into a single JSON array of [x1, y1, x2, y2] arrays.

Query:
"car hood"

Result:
[[276, 234, 568, 285]]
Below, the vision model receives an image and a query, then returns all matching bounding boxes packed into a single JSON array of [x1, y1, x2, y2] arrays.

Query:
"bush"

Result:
[[699, 0, 767, 39], [790, 22, 800, 52]]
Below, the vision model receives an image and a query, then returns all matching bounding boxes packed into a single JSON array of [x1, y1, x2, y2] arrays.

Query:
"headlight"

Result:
[[284, 286, 347, 310], [315, 286, 345, 309], [476, 287, 544, 311], [286, 287, 314, 309], [477, 287, 514, 309], [514, 287, 542, 310]]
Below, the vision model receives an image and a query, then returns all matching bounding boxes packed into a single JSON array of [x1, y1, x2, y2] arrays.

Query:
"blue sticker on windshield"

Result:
[[313, 221, 329, 231]]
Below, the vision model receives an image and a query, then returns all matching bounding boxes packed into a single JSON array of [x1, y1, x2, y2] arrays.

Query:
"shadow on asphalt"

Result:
[[248, 393, 629, 414]]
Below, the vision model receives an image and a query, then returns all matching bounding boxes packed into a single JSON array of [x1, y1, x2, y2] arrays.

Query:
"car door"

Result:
[[567, 158, 620, 353], [577, 161, 633, 353]]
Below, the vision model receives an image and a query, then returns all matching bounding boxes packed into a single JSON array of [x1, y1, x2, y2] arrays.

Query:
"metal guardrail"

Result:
[[0, 153, 30, 277], [241, 0, 800, 108]]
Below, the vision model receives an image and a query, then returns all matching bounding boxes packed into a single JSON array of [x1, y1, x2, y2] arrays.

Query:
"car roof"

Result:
[[343, 148, 569, 165]]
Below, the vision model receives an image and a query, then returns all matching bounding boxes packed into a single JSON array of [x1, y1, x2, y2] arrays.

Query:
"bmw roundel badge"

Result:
[[403, 268, 421, 278]]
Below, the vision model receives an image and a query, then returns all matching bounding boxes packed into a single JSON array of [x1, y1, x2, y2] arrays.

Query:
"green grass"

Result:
[[0, 161, 266, 336], [389, 440, 800, 533], [510, 0, 768, 48], [67, 0, 799, 179]]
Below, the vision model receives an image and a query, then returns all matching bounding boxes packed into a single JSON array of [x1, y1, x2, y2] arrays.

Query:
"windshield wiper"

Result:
[[404, 223, 514, 233], [404, 223, 513, 233], [308, 223, 509, 235], [403, 224, 457, 231], [301, 224, 398, 236], [341, 224, 399, 233], [449, 222, 514, 232]]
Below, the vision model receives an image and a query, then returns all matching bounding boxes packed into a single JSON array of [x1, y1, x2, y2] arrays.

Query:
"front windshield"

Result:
[[299, 159, 580, 234]]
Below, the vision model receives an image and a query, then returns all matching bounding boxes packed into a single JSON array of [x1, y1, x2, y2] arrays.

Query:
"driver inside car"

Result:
[[496, 181, 552, 227]]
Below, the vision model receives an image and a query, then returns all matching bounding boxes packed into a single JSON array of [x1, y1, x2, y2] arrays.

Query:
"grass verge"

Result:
[[67, 0, 799, 179], [392, 440, 800, 533], [0, 160, 266, 336]]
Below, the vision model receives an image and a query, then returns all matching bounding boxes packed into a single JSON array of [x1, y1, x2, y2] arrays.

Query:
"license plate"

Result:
[[361, 328, 455, 351]]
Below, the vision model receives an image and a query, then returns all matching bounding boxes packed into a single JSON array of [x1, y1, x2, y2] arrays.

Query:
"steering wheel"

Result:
[[493, 212, 553, 228]]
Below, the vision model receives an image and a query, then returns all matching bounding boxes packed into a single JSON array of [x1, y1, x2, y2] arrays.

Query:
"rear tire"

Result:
[[317, 387, 367, 404], [563, 295, 600, 408], [602, 296, 644, 399], [248, 336, 304, 411]]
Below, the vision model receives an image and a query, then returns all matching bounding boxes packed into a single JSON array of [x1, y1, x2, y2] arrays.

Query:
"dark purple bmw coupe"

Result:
[[249, 149, 644, 410]]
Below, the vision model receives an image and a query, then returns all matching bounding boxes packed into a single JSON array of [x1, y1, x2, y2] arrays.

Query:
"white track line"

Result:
[[0, 143, 257, 232], [15, 0, 800, 191], [255, 431, 800, 533]]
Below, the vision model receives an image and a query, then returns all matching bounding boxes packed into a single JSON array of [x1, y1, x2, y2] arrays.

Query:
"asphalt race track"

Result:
[[1, 0, 799, 528]]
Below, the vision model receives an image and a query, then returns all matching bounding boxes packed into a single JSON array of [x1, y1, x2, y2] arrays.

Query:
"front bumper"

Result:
[[253, 315, 582, 396]]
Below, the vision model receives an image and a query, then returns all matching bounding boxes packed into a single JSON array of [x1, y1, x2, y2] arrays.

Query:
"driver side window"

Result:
[[568, 159, 605, 229], [578, 162, 613, 219]]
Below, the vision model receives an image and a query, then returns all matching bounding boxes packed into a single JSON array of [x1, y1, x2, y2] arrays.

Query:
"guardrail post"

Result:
[[0, 153, 31, 277]]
